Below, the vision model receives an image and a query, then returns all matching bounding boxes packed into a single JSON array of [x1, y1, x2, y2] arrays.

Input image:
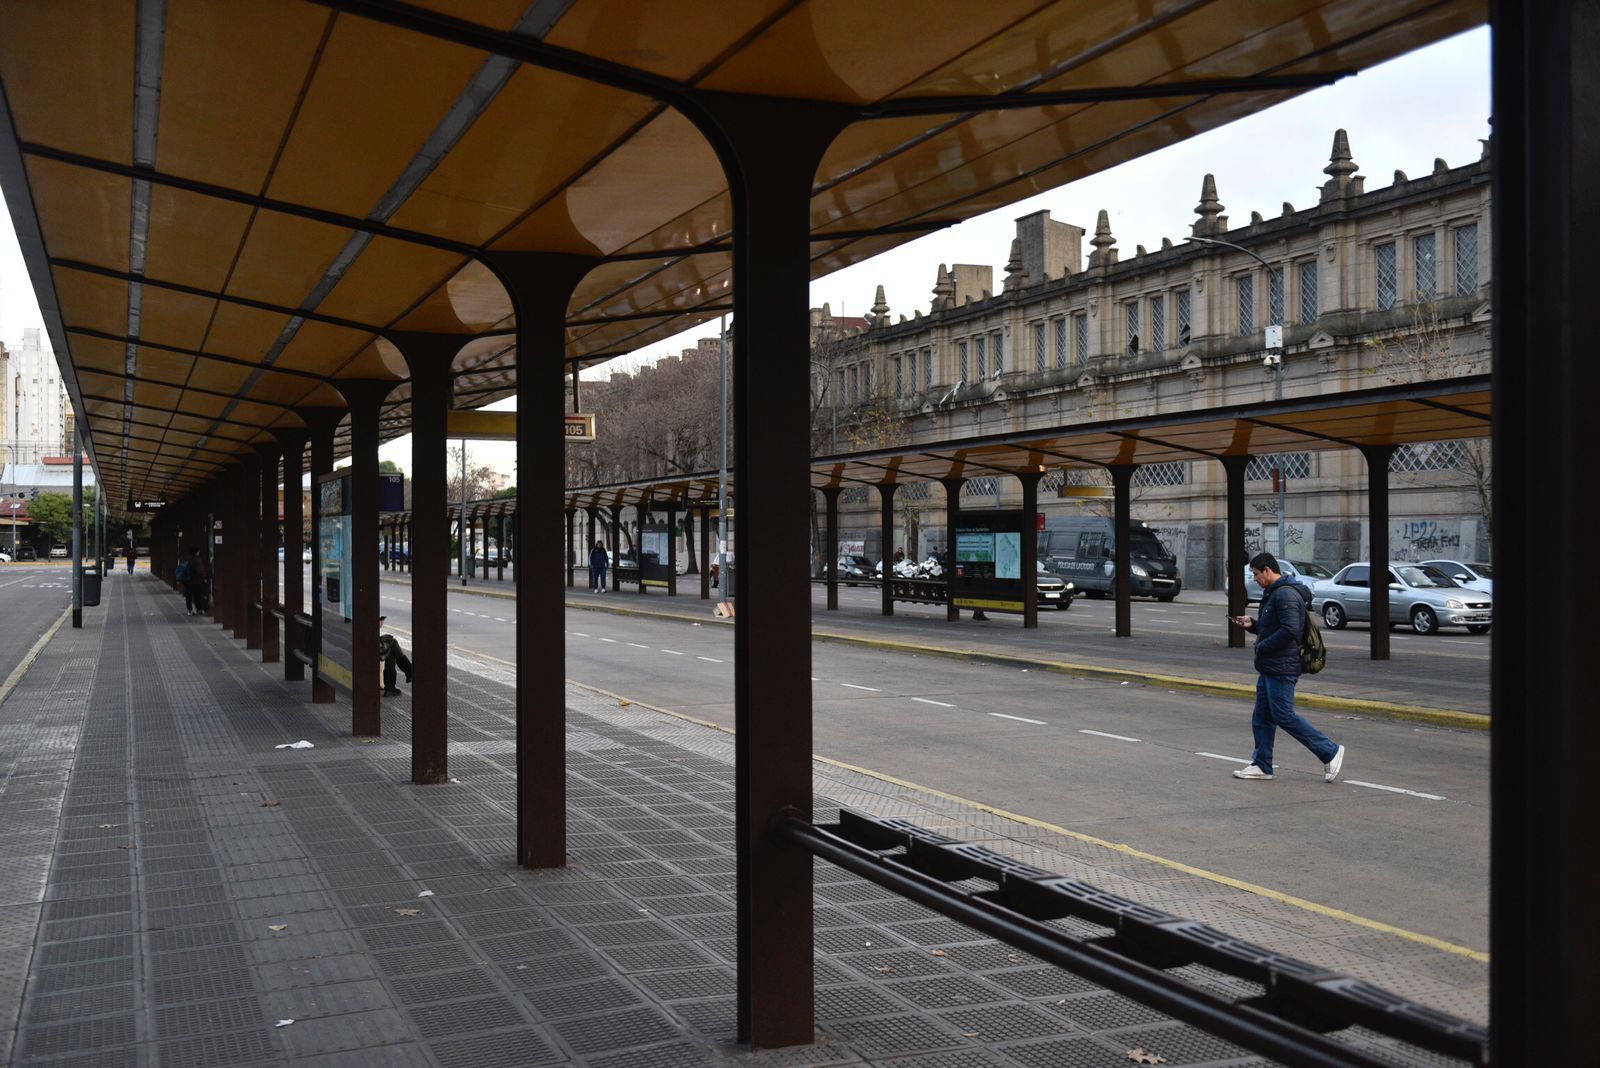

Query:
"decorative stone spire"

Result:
[[931, 264, 954, 311], [1002, 238, 1026, 292], [1192, 173, 1225, 236], [1087, 209, 1118, 269], [1320, 129, 1364, 202], [870, 284, 889, 326]]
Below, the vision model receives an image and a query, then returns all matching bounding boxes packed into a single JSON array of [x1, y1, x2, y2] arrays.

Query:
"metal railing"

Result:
[[776, 810, 1486, 1068]]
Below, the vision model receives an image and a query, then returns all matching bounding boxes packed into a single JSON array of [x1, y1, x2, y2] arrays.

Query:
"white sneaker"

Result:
[[1324, 745, 1346, 783], [1232, 765, 1273, 780]]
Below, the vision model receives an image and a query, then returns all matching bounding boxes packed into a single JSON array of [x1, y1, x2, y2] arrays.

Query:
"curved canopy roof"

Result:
[[0, 0, 1485, 511]]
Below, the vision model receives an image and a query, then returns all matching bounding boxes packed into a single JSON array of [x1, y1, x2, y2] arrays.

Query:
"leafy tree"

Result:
[[378, 459, 404, 474], [27, 492, 75, 548]]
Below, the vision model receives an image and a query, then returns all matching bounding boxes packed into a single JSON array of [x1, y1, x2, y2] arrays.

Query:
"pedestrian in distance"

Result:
[[590, 539, 609, 593], [1229, 552, 1344, 783], [378, 615, 413, 696], [175, 545, 208, 615], [124, 546, 135, 574]]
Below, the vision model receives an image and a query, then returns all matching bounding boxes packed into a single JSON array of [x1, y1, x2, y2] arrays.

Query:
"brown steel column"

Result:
[[258, 444, 281, 663], [483, 252, 598, 870], [701, 95, 852, 1048], [211, 482, 233, 633], [700, 505, 712, 600], [636, 503, 649, 594], [303, 407, 344, 705], [1362, 445, 1394, 661], [1222, 456, 1249, 649], [878, 483, 896, 616], [1108, 464, 1135, 638], [941, 478, 964, 621], [239, 454, 261, 647], [822, 488, 840, 610], [565, 507, 576, 588], [608, 504, 622, 568], [480, 515, 490, 580], [275, 429, 308, 681], [666, 504, 678, 596], [337, 381, 397, 737], [497, 513, 507, 581], [1020, 471, 1040, 629], [394, 334, 459, 785]]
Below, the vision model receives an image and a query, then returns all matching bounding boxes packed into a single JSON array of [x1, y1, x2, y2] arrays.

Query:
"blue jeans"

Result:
[[1250, 674, 1338, 774], [595, 569, 607, 591]]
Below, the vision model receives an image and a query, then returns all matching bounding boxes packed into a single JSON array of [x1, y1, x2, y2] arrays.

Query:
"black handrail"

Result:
[[775, 811, 1486, 1068]]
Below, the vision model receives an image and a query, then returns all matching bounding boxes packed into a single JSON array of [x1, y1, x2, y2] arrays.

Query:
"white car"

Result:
[[1420, 558, 1492, 596], [0, 550, 11, 563]]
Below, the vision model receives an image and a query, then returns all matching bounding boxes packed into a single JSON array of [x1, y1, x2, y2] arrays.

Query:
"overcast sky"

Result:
[[0, 27, 1489, 478]]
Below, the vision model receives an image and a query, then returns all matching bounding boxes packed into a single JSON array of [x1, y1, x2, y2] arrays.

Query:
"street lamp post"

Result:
[[8, 500, 19, 558], [1188, 235, 1288, 561]]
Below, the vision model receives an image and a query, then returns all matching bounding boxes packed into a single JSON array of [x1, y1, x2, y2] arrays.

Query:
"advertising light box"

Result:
[[949, 510, 1028, 613]]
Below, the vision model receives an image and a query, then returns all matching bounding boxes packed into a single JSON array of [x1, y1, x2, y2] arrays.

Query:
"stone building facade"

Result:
[[816, 131, 1492, 589]]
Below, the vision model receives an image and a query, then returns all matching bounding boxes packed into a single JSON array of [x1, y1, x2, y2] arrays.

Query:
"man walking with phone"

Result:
[[1229, 552, 1345, 783]]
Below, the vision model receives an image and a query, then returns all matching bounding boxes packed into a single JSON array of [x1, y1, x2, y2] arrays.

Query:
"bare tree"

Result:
[[447, 445, 498, 503]]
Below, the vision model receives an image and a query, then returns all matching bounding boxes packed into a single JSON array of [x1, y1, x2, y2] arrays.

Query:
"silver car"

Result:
[[1420, 558, 1493, 596], [1238, 557, 1319, 603], [1314, 562, 1492, 635]]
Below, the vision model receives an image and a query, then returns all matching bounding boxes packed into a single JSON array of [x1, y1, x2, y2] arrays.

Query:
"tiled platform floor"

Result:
[[0, 574, 1485, 1066]]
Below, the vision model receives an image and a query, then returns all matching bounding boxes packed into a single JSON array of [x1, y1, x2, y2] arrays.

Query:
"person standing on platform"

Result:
[[590, 540, 610, 593]]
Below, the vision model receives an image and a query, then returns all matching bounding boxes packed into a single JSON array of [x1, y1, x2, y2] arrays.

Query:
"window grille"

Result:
[[902, 481, 931, 500], [1125, 300, 1141, 355], [839, 487, 870, 504], [1061, 468, 1106, 487], [1268, 266, 1285, 325], [1414, 233, 1436, 299], [1034, 321, 1047, 373], [1132, 461, 1188, 487], [1074, 312, 1089, 365], [1040, 470, 1065, 493], [1237, 274, 1255, 334], [834, 368, 845, 405], [958, 339, 969, 383], [893, 356, 903, 396], [975, 335, 986, 381], [1375, 243, 1397, 310], [1150, 293, 1165, 351], [864, 361, 874, 397], [848, 364, 859, 405], [923, 348, 933, 390], [992, 332, 1003, 377], [1177, 288, 1192, 345], [1054, 318, 1068, 368], [1389, 440, 1474, 473], [1454, 223, 1478, 295], [961, 476, 999, 497], [1245, 452, 1312, 481], [1298, 260, 1319, 323]]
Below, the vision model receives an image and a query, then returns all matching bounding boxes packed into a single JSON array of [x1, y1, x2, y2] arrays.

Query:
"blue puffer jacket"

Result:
[[1254, 577, 1311, 676]]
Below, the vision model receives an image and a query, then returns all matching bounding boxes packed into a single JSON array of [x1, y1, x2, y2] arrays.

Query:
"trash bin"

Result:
[[82, 571, 102, 607]]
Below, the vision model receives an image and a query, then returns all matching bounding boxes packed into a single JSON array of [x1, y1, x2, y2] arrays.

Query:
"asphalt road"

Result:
[[0, 565, 72, 687], [355, 577, 1489, 953]]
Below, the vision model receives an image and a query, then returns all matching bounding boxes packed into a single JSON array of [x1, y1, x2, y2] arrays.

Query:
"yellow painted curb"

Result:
[[564, 678, 1487, 963]]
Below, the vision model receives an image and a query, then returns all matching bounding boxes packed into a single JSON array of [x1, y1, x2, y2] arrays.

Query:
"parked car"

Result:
[[1314, 562, 1492, 635], [49, 545, 68, 558], [1420, 558, 1493, 596], [16, 545, 37, 561], [837, 554, 875, 585], [1286, 559, 1336, 582], [1036, 563, 1073, 609], [1237, 557, 1335, 603], [0, 550, 11, 563]]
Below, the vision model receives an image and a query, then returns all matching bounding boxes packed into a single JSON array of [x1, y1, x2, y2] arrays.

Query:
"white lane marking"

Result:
[[1196, 752, 1251, 763], [1441, 639, 1478, 645], [662, 649, 684, 656], [1346, 780, 1445, 801], [1080, 729, 1141, 743], [598, 637, 617, 643], [493, 617, 507, 622], [573, 632, 590, 637], [1193, 622, 1221, 628], [912, 697, 954, 707], [810, 676, 820, 681], [696, 656, 723, 663], [840, 683, 881, 692], [626, 643, 649, 649], [1148, 608, 1169, 613], [988, 712, 1046, 725]]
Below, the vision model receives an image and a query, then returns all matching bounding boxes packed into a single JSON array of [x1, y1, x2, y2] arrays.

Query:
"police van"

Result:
[[1036, 516, 1183, 601]]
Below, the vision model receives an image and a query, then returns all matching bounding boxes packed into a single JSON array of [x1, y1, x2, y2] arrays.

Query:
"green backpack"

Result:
[[1299, 603, 1327, 675]]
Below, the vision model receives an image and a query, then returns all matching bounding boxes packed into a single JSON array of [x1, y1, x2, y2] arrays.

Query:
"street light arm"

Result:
[[1186, 235, 1273, 274]]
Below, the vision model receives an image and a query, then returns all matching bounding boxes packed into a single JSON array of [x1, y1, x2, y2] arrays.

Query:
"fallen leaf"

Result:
[[359, 739, 379, 745], [274, 740, 315, 750], [392, 908, 422, 918], [416, 890, 434, 898], [873, 966, 895, 974], [618, 700, 631, 707], [1006, 954, 1020, 963], [1126, 1049, 1167, 1065], [963, 1031, 981, 1038], [261, 800, 280, 808], [276, 1019, 294, 1028], [267, 924, 288, 932], [930, 949, 947, 957], [98, 823, 115, 829]]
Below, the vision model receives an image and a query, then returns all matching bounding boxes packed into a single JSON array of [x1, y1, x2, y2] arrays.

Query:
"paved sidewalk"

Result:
[[0, 574, 1484, 1065]]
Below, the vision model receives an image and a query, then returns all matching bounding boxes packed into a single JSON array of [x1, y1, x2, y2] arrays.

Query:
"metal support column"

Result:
[[878, 483, 897, 616], [635, 502, 649, 593], [275, 429, 308, 682], [1108, 464, 1135, 638], [566, 507, 576, 588], [666, 503, 678, 596], [1361, 445, 1394, 661], [822, 488, 841, 611], [700, 505, 712, 600], [393, 334, 459, 785], [1222, 456, 1249, 649], [239, 454, 262, 647], [303, 407, 344, 704], [258, 444, 281, 663], [71, 437, 83, 628], [337, 382, 396, 736], [700, 93, 851, 1048], [941, 479, 964, 621], [1491, 3, 1599, 1058], [482, 252, 598, 870], [497, 513, 507, 582], [608, 504, 622, 577], [1019, 471, 1040, 629]]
